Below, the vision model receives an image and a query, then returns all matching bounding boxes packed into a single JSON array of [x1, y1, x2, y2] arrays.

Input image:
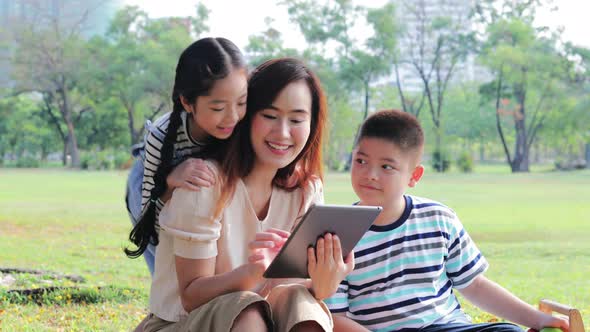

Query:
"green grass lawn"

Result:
[[1, 167, 589, 331]]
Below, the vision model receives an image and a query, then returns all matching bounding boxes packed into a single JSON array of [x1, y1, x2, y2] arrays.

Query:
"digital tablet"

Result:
[[263, 204, 382, 279]]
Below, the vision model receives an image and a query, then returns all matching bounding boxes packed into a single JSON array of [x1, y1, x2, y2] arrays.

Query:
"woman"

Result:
[[140, 58, 354, 332]]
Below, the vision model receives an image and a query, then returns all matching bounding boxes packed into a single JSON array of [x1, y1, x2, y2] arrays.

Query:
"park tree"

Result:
[[83, 5, 209, 147], [443, 84, 497, 161], [476, 0, 572, 172], [281, 0, 399, 169], [546, 43, 590, 167], [0, 94, 61, 165], [393, 0, 474, 171], [282, 0, 399, 120], [245, 17, 299, 67], [9, 1, 101, 167]]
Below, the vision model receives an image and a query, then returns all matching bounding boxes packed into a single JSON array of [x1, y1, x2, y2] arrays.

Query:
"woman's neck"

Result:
[[243, 164, 277, 220], [243, 163, 277, 192]]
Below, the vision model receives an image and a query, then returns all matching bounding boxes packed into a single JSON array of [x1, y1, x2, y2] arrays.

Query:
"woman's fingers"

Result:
[[248, 253, 265, 263], [323, 233, 333, 261], [266, 228, 290, 239], [333, 235, 343, 261], [254, 231, 287, 245], [248, 240, 275, 250], [316, 237, 325, 265], [307, 247, 316, 271]]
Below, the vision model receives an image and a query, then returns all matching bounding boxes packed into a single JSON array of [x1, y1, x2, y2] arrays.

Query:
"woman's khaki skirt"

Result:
[[144, 284, 333, 332]]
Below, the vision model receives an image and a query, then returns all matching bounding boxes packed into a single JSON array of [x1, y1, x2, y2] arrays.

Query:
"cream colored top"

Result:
[[149, 161, 324, 322]]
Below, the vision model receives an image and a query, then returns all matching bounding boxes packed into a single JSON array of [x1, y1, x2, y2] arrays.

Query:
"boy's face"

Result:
[[351, 137, 424, 208]]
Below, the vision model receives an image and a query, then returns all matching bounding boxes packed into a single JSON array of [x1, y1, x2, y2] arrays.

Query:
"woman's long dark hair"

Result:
[[214, 58, 327, 217], [125, 37, 246, 258]]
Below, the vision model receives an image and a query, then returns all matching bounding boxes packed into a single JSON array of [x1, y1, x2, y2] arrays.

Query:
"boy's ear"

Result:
[[180, 95, 194, 113], [408, 164, 424, 188]]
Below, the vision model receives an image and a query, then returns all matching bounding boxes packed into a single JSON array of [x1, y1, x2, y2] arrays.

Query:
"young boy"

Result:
[[325, 110, 569, 332]]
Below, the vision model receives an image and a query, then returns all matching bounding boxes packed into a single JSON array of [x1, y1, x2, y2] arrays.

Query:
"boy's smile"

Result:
[[351, 137, 423, 221]]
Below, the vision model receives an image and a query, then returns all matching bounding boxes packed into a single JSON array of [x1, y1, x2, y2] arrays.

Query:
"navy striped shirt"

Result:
[[325, 195, 488, 332], [141, 111, 205, 218]]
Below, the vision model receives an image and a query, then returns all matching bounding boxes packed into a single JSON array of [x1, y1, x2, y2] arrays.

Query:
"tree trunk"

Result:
[[479, 136, 485, 162], [363, 81, 370, 120], [65, 120, 80, 168], [511, 87, 529, 173], [58, 87, 80, 168], [124, 101, 140, 146], [62, 139, 68, 166], [585, 143, 590, 169]]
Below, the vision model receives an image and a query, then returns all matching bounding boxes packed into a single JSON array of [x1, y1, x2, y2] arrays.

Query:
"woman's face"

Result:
[[250, 80, 313, 171]]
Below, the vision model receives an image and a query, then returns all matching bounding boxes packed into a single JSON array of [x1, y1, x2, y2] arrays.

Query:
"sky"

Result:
[[122, 0, 590, 49]]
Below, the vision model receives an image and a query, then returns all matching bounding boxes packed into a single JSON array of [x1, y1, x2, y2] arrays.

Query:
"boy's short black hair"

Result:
[[356, 109, 424, 154]]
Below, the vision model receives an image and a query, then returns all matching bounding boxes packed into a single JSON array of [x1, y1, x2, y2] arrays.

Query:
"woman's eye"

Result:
[[262, 114, 276, 119], [238, 101, 247, 107], [211, 108, 224, 112], [355, 158, 366, 164], [382, 164, 394, 170], [290, 119, 304, 124]]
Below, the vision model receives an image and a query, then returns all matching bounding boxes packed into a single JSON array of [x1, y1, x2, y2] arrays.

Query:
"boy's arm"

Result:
[[333, 313, 371, 332], [459, 275, 569, 331]]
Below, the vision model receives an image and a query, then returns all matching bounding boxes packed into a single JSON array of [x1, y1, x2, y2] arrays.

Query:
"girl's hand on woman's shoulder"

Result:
[[307, 233, 355, 300], [167, 158, 216, 191]]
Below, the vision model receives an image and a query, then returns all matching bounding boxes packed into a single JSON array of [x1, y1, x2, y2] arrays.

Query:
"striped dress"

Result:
[[325, 195, 489, 332], [141, 111, 205, 218]]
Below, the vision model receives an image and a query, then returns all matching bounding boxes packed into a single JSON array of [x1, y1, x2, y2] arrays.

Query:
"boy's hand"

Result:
[[535, 314, 569, 332], [167, 158, 215, 191], [307, 233, 355, 300]]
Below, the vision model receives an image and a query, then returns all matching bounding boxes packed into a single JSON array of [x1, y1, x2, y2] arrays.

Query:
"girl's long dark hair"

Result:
[[214, 58, 327, 217], [125, 37, 246, 258]]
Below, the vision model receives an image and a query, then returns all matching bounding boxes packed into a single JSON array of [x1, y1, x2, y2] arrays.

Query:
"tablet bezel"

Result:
[[263, 204, 382, 279]]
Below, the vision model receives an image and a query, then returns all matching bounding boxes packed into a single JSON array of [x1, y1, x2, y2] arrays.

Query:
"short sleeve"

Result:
[[445, 212, 489, 289], [324, 278, 350, 313], [158, 161, 222, 260], [302, 177, 324, 210]]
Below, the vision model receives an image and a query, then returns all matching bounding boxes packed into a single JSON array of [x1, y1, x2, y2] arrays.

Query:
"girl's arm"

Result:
[[175, 255, 265, 313], [161, 158, 215, 203], [459, 275, 569, 331]]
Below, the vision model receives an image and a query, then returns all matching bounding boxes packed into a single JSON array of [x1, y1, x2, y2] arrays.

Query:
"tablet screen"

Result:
[[263, 204, 381, 278]]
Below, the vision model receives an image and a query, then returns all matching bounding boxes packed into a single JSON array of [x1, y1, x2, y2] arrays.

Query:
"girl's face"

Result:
[[250, 80, 313, 171], [183, 68, 248, 141]]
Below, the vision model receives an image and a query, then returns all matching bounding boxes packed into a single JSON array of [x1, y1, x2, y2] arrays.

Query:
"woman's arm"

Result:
[[175, 255, 265, 313], [459, 275, 569, 331], [333, 313, 371, 332]]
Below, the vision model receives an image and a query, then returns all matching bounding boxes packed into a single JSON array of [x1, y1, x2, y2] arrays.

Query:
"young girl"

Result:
[[125, 37, 248, 274], [132, 58, 354, 332]]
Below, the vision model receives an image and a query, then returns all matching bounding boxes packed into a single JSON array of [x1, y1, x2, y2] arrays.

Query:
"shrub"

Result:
[[456, 151, 474, 173], [15, 156, 40, 168], [431, 150, 451, 172], [113, 150, 131, 170]]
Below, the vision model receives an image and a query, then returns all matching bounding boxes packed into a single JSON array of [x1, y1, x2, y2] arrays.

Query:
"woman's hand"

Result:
[[248, 228, 290, 270], [307, 233, 355, 300], [166, 158, 215, 191]]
